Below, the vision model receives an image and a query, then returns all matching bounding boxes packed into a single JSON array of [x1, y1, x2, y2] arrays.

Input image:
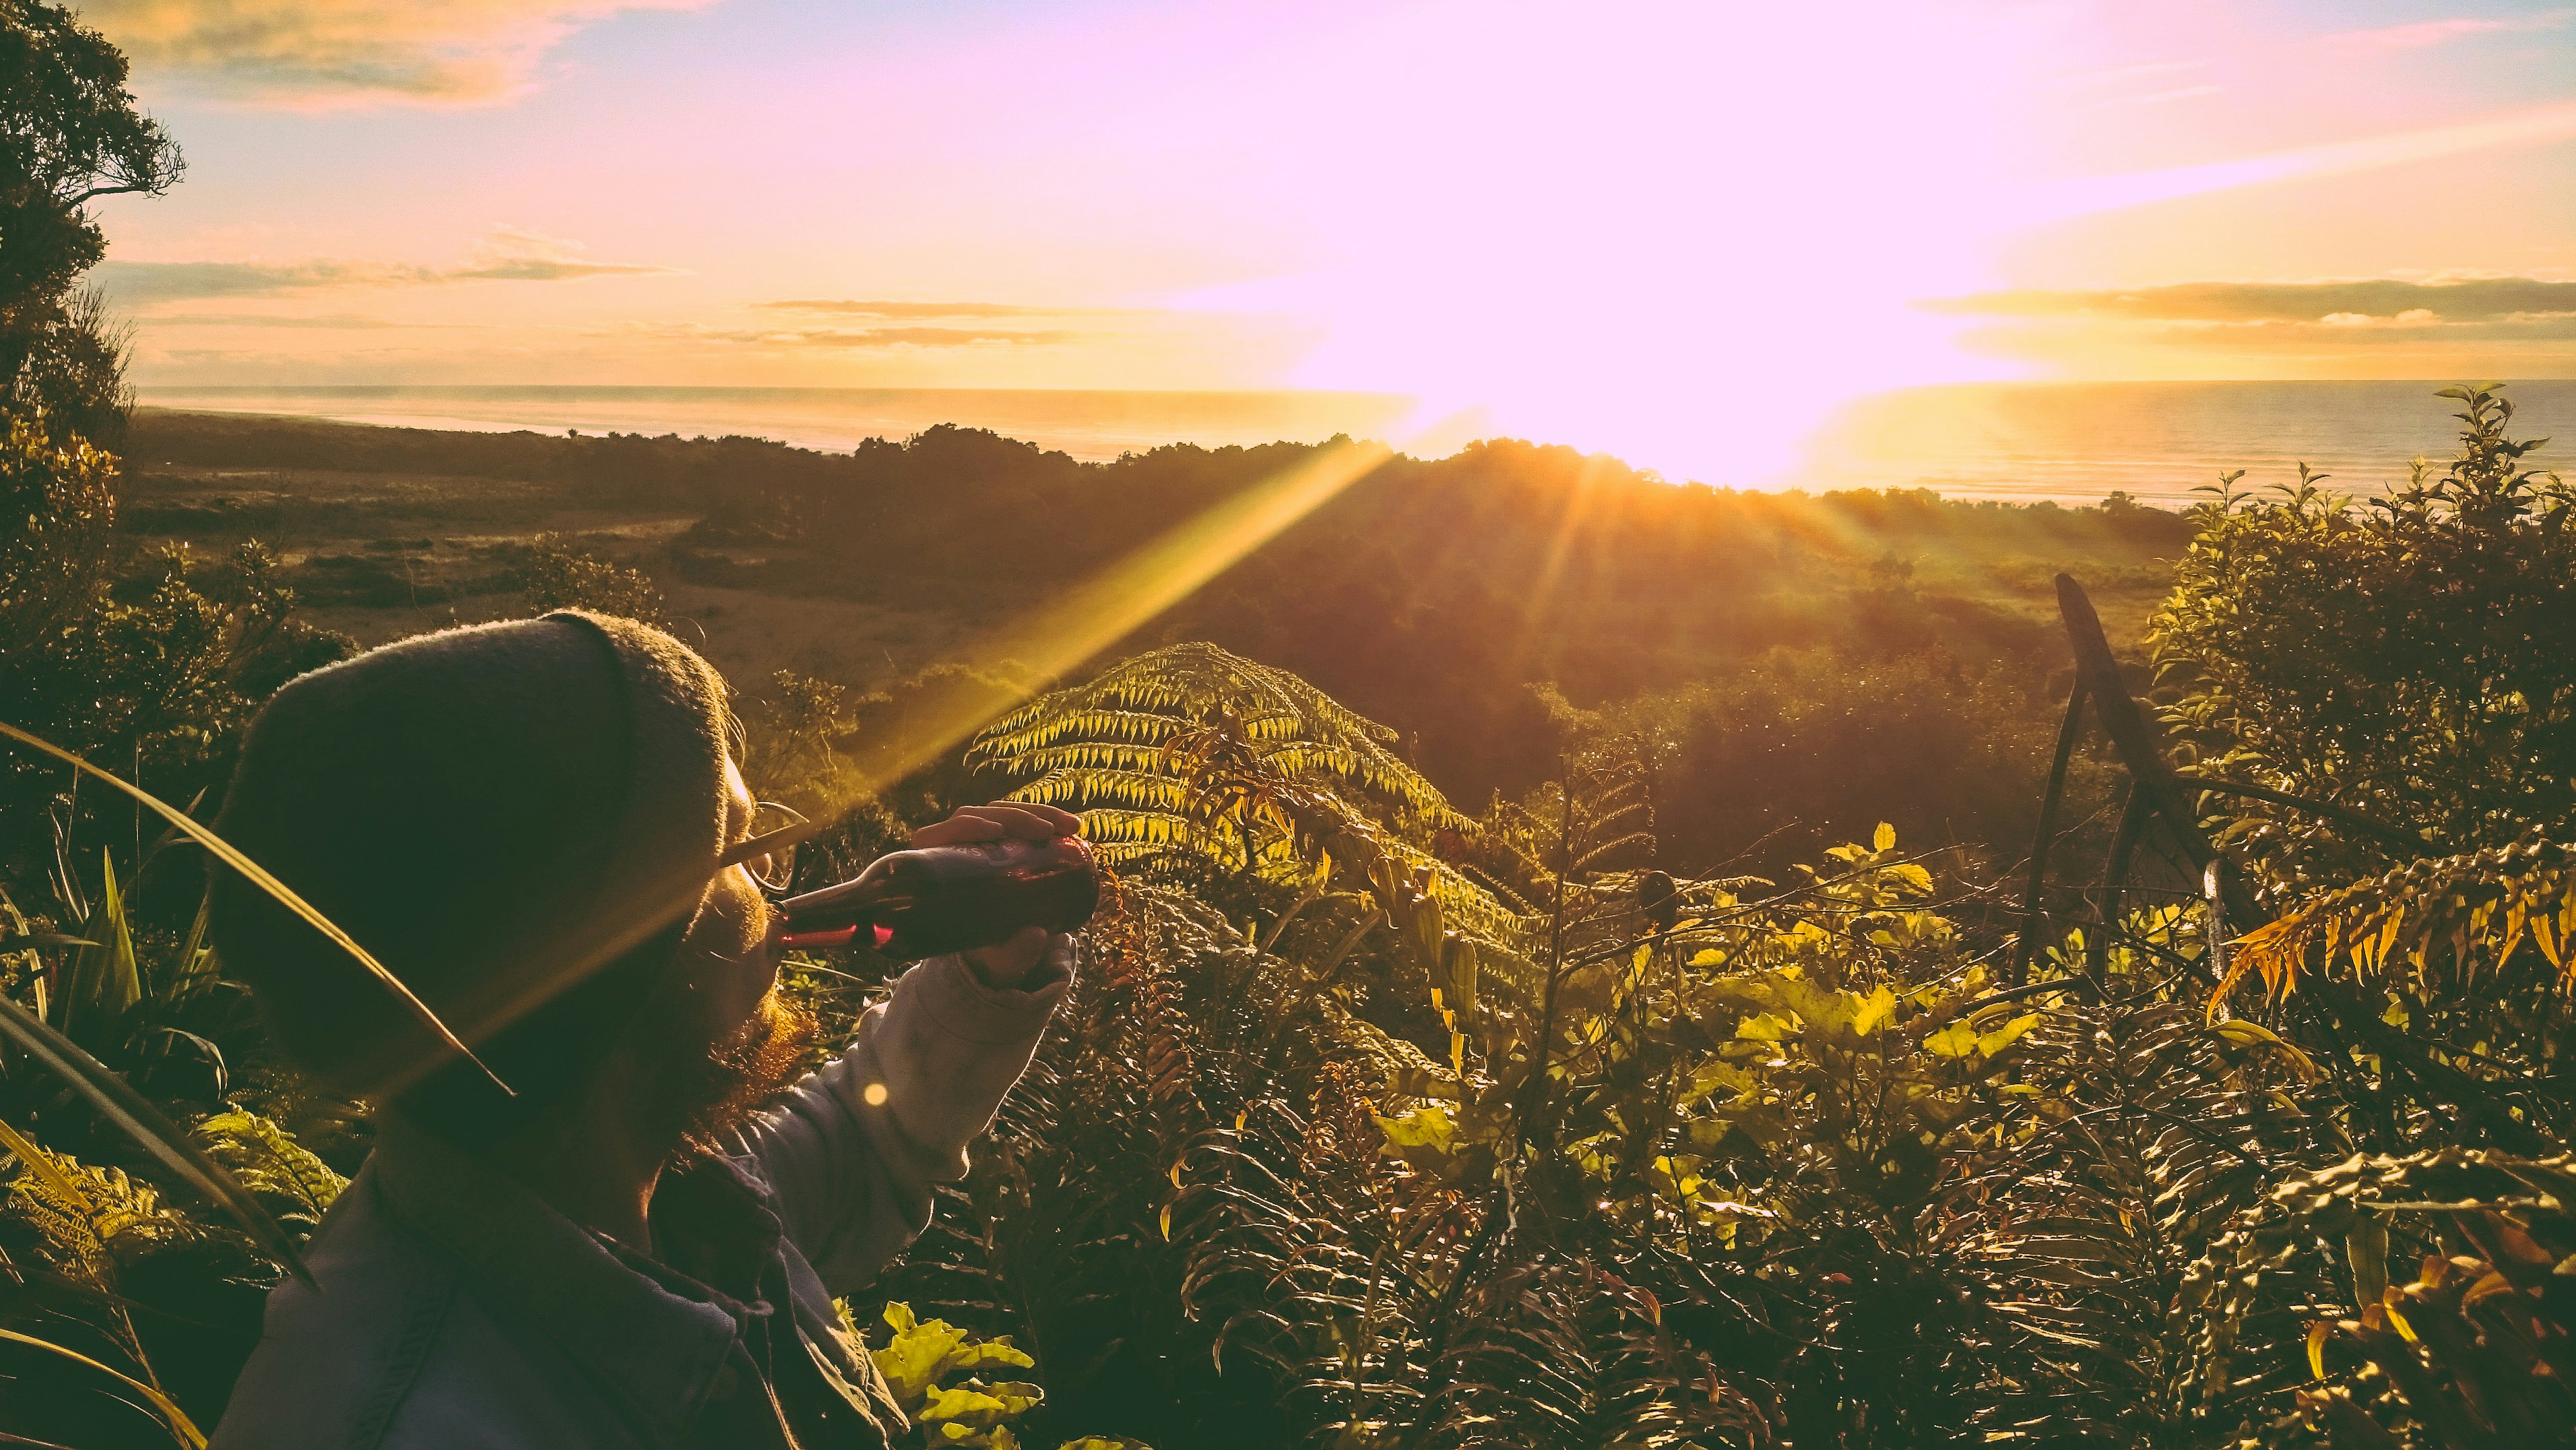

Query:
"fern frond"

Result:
[[2220, 832, 2575, 1009], [1010, 770, 1195, 815], [2, 1147, 195, 1275], [971, 642, 1470, 831], [194, 1110, 347, 1220]]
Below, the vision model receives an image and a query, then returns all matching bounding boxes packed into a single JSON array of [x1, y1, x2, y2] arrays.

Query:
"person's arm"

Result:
[[725, 798, 1083, 1293], [728, 939, 1071, 1292]]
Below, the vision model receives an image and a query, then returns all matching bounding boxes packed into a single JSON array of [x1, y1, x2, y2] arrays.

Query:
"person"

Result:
[[202, 610, 1078, 1449]]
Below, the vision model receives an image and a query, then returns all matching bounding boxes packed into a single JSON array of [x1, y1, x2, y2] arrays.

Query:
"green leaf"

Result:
[[0, 995, 312, 1286], [195, 1110, 348, 1217], [1976, 1013, 2040, 1057], [2347, 1213, 2389, 1311], [1851, 984, 1898, 1036], [1375, 1104, 1456, 1155], [0, 720, 503, 1095], [1735, 1011, 1795, 1042], [872, 1303, 970, 1405], [0, 1327, 206, 1447]]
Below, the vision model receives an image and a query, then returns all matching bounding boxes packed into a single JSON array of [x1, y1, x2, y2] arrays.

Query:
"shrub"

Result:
[[517, 533, 666, 623]]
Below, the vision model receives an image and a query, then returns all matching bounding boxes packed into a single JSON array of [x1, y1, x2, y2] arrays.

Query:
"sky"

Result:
[[75, 0, 2576, 477]]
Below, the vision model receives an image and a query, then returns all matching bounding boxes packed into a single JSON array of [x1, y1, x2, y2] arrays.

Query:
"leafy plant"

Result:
[[517, 532, 668, 622], [870, 1300, 1056, 1449], [972, 640, 1469, 863], [2154, 383, 2573, 897], [2194, 1149, 2576, 1449]]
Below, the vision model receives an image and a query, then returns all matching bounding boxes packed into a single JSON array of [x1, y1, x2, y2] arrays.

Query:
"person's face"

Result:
[[643, 757, 812, 1159], [680, 757, 781, 1039]]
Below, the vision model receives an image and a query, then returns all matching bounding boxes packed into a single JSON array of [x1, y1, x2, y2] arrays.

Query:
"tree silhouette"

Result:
[[1, 0, 183, 440]]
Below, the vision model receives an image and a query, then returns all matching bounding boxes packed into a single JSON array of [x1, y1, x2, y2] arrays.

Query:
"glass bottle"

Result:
[[776, 836, 1098, 959]]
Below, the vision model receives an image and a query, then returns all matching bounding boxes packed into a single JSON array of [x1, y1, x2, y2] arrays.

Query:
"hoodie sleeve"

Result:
[[728, 943, 1072, 1294]]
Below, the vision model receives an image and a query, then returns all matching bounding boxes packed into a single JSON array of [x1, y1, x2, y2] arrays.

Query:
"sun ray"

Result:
[[372, 414, 1471, 1094]]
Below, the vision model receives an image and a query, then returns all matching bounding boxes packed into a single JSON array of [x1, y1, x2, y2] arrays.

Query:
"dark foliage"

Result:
[[0, 0, 179, 443]]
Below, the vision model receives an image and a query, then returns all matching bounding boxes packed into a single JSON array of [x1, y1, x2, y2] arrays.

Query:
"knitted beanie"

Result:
[[209, 611, 733, 1121]]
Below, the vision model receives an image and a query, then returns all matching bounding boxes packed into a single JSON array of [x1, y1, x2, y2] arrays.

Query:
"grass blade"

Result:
[[0, 720, 507, 1096], [0, 1114, 92, 1209], [0, 993, 313, 1288], [0, 1327, 206, 1448]]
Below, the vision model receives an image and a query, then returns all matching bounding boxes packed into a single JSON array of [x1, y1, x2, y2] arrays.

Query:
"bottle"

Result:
[[775, 836, 1099, 959]]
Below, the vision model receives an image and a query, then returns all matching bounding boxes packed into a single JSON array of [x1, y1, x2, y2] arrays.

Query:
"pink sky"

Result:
[[75, 0, 2576, 477]]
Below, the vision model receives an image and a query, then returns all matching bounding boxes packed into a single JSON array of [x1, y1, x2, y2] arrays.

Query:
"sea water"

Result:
[[1801, 380, 2576, 507], [136, 380, 2573, 508]]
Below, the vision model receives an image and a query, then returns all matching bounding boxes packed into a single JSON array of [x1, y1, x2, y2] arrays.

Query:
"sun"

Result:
[[1174, 1, 2036, 484]]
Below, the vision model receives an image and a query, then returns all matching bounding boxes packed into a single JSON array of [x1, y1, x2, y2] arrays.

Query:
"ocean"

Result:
[[1801, 380, 2576, 506], [135, 380, 2574, 508]]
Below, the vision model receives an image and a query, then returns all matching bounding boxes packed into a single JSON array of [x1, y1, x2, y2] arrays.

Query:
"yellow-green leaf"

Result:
[[1734, 1012, 1793, 1043], [1851, 984, 1897, 1036], [1976, 1013, 2040, 1057], [1375, 1104, 1456, 1154]]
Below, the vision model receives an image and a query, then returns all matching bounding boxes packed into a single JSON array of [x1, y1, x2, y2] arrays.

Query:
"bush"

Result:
[[517, 533, 666, 623], [2154, 383, 2576, 895]]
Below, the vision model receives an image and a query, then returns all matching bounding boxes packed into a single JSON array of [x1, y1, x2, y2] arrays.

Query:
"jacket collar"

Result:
[[369, 1112, 742, 1435]]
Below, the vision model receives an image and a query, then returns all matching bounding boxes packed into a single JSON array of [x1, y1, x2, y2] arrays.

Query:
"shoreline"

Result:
[[132, 377, 2576, 507]]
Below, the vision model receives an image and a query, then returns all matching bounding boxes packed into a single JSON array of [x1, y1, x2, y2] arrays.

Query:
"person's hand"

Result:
[[912, 801, 1083, 988]]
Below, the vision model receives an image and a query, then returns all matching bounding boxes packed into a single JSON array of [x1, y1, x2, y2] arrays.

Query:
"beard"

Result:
[[650, 985, 820, 1167]]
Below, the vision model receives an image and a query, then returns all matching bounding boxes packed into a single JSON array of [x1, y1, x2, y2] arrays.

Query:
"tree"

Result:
[[0, 0, 181, 441], [970, 640, 1524, 959], [0, 9, 340, 898]]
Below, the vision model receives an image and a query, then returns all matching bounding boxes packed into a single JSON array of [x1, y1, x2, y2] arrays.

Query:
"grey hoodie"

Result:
[[210, 945, 1067, 1449]]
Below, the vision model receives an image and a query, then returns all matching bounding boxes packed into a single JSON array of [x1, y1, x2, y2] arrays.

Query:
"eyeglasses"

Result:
[[741, 801, 808, 894]]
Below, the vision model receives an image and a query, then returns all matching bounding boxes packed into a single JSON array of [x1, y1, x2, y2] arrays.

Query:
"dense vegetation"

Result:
[[116, 404, 2185, 878], [7, 6, 2576, 1448]]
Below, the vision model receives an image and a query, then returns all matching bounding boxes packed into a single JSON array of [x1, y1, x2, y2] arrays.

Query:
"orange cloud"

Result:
[[84, 0, 715, 104], [98, 228, 678, 306], [1929, 277, 2576, 323], [752, 301, 1147, 321]]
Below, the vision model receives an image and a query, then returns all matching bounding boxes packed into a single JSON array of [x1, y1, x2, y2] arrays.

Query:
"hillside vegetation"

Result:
[[12, 378, 2576, 1450], [109, 408, 2187, 873]]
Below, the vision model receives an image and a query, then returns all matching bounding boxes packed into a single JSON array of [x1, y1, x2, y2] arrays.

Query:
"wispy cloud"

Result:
[[2071, 84, 2222, 114], [83, 0, 716, 106], [98, 228, 678, 308], [1931, 276, 2576, 356], [2323, 9, 2575, 55], [2051, 56, 2216, 90], [2133, 312, 2576, 350], [449, 226, 676, 282], [635, 321, 1083, 350], [96, 259, 442, 306], [2027, 98, 2576, 220], [1929, 276, 2576, 322], [145, 312, 466, 330], [751, 300, 1145, 321]]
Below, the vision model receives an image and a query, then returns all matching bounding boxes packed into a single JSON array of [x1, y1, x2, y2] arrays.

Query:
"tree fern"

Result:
[[970, 641, 1535, 987], [972, 642, 1462, 832]]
